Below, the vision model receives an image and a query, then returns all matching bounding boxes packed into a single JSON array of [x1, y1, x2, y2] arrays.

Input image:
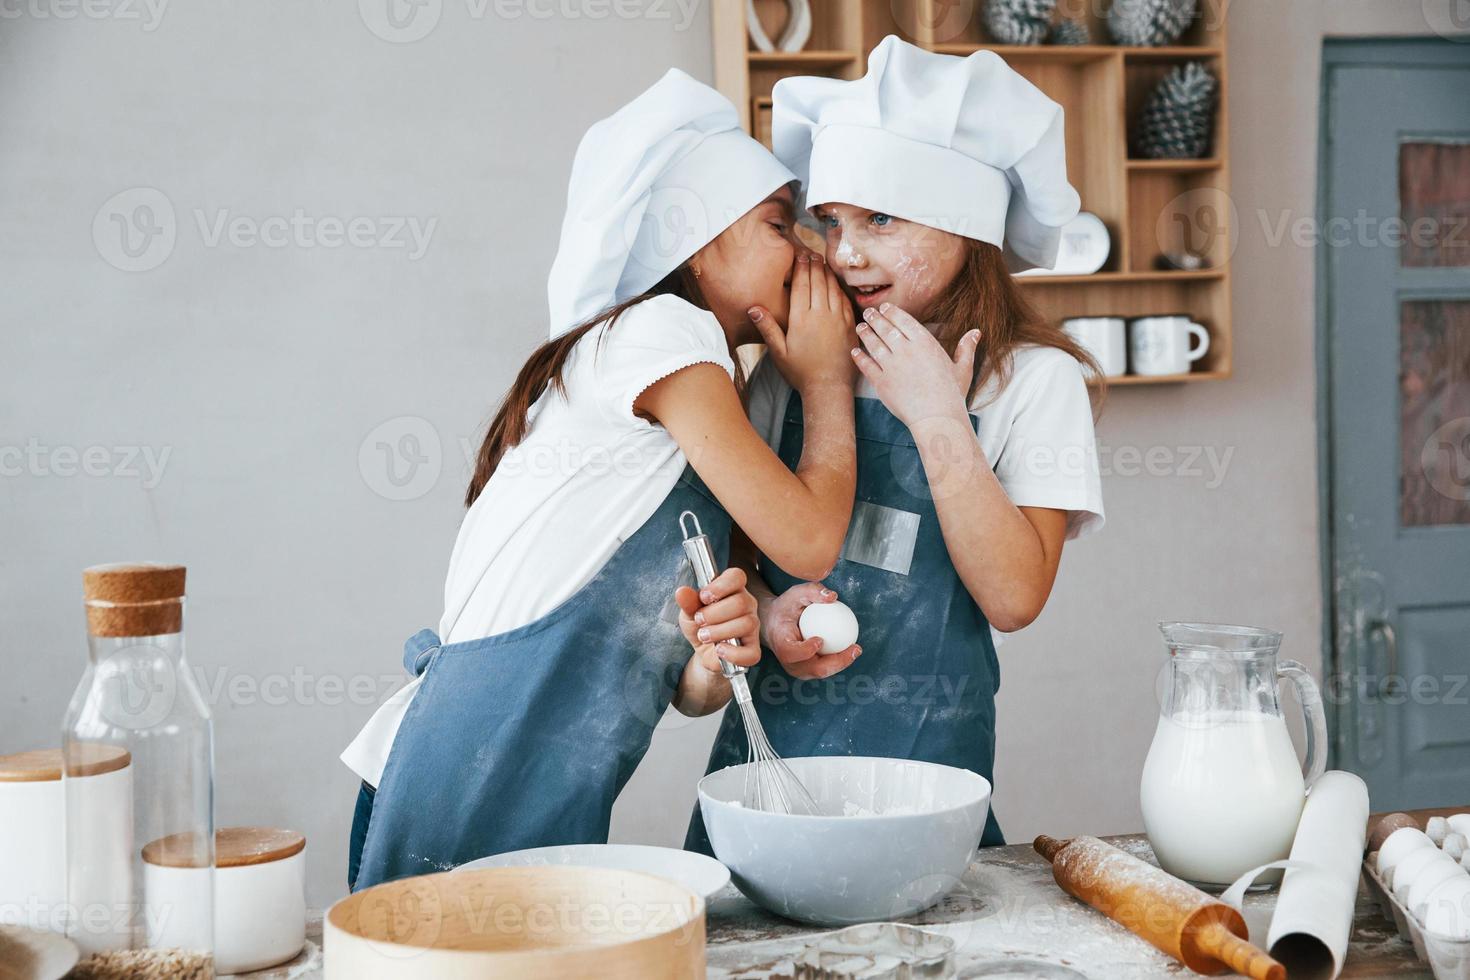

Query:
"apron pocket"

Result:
[[840, 500, 921, 576]]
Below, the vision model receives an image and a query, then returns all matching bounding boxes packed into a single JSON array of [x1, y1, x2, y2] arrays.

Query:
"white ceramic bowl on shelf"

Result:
[[696, 756, 991, 926]]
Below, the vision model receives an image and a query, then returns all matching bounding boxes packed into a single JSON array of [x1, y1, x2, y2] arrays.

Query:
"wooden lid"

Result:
[[216, 827, 306, 868], [0, 744, 131, 782], [83, 563, 186, 637], [143, 827, 306, 868]]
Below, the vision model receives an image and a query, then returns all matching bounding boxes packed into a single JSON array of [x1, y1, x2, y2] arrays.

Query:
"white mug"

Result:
[[1129, 316, 1210, 376], [1062, 317, 1127, 377]]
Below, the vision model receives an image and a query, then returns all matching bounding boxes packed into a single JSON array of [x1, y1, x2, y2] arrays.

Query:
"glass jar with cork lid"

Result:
[[63, 563, 215, 977]]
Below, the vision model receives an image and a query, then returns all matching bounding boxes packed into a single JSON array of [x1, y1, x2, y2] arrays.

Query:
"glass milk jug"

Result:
[[1140, 622, 1327, 889]]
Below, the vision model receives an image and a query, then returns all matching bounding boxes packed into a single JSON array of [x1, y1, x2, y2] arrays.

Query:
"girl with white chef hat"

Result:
[[345, 68, 861, 889], [690, 36, 1106, 851]]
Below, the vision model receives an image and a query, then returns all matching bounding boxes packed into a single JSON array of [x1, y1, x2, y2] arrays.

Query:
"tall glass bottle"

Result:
[[63, 563, 215, 976]]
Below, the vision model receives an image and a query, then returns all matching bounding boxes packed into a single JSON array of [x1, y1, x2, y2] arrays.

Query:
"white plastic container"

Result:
[[0, 746, 130, 940], [143, 827, 306, 974]]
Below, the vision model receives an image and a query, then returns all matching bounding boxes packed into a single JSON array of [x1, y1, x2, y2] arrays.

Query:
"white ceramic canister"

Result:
[[215, 828, 306, 972], [1, 745, 132, 940], [144, 827, 306, 973], [0, 750, 67, 932]]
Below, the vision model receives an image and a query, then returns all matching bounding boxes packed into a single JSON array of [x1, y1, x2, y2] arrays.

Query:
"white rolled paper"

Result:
[[1223, 771, 1369, 980], [1268, 771, 1369, 980]]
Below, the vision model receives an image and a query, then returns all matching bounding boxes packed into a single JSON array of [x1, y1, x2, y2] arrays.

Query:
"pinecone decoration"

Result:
[[1049, 17, 1091, 44], [1133, 62, 1217, 159], [984, 0, 1057, 45], [1107, 0, 1197, 46]]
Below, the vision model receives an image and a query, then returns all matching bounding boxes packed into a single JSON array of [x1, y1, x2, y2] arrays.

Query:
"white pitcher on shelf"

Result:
[[1140, 622, 1328, 890]]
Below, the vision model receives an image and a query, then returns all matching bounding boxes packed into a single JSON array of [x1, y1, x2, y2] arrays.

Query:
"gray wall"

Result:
[[2, 0, 1458, 908]]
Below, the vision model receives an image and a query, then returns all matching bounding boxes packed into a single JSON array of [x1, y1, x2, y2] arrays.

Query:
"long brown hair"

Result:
[[925, 240, 1106, 413], [464, 267, 709, 507]]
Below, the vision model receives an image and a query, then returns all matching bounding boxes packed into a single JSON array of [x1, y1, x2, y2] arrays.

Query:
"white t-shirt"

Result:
[[340, 295, 736, 787], [744, 342, 1104, 647]]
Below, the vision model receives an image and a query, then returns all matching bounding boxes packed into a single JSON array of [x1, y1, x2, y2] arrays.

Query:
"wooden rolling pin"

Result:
[[1035, 835, 1284, 980]]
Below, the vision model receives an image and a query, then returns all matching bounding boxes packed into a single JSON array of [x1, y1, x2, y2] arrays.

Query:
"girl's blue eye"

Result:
[[871, 213, 892, 227], [769, 221, 789, 234], [821, 214, 839, 229]]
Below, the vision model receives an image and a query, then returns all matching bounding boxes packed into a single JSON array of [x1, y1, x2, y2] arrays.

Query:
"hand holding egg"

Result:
[[765, 584, 862, 680]]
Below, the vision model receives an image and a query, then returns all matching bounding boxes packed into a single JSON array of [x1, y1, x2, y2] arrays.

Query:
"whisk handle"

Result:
[[679, 512, 747, 677]]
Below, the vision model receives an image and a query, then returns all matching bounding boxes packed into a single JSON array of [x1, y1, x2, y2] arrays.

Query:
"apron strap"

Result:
[[403, 628, 442, 677]]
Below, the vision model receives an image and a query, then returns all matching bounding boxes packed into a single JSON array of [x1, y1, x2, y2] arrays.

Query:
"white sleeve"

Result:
[[592, 295, 737, 429], [986, 349, 1105, 540]]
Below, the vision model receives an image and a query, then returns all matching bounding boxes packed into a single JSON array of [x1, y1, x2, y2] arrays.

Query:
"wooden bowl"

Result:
[[324, 866, 705, 979]]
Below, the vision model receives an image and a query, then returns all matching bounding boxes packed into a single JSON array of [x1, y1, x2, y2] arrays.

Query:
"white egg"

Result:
[[1405, 853, 1466, 918], [798, 601, 860, 655], [1378, 827, 1435, 881], [1421, 874, 1470, 940], [1393, 844, 1451, 899], [1448, 813, 1470, 839], [1444, 833, 1468, 862], [1428, 815, 1451, 845]]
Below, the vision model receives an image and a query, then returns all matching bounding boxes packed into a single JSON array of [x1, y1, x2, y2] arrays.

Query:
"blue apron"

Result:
[[355, 465, 728, 889], [687, 390, 1004, 852]]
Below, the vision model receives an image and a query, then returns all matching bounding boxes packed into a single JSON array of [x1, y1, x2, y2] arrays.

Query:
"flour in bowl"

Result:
[[841, 800, 925, 817]]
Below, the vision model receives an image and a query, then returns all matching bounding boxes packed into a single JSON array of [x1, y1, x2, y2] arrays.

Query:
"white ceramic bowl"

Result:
[[456, 843, 730, 901], [697, 756, 991, 925]]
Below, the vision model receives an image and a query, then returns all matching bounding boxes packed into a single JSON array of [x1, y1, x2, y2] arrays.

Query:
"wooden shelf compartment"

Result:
[[1006, 52, 1132, 273], [1123, 52, 1225, 162], [1021, 275, 1232, 379], [1125, 167, 1233, 274]]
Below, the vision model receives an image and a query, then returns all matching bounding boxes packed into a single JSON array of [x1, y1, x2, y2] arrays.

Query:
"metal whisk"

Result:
[[679, 511, 821, 816]]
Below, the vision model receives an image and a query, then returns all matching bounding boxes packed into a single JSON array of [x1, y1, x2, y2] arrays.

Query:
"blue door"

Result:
[[1321, 38, 1470, 807]]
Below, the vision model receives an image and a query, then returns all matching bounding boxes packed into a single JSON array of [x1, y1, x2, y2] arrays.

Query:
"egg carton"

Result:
[[1363, 853, 1470, 979]]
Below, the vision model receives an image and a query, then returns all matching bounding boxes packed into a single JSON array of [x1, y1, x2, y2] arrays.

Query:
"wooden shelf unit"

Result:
[[712, 0, 1233, 385]]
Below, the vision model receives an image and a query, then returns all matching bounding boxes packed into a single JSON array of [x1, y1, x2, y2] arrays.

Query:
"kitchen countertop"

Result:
[[701, 831, 1423, 978], [249, 808, 1466, 980]]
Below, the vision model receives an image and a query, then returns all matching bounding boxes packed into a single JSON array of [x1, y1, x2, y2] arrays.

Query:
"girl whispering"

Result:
[[344, 69, 859, 889], [690, 36, 1105, 851]]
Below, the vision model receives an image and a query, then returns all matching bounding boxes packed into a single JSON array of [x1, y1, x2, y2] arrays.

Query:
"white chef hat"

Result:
[[545, 69, 797, 337], [772, 35, 1080, 272]]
